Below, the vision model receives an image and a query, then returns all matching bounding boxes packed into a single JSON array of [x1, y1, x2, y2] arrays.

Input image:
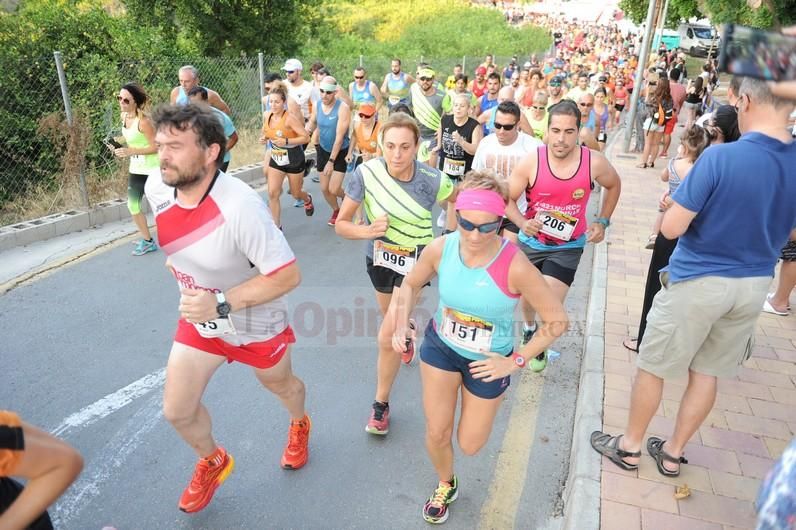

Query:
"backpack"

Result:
[[654, 100, 674, 126]]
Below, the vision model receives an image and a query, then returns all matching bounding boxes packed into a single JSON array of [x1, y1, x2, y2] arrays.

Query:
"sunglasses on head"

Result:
[[493, 122, 516, 131], [419, 77, 432, 81], [116, 96, 131, 104], [456, 213, 501, 233]]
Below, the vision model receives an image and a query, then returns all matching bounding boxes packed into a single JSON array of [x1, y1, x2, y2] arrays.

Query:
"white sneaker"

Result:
[[762, 293, 789, 316], [436, 210, 447, 229]]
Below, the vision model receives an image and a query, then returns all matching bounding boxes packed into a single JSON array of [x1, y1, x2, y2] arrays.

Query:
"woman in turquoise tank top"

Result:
[[111, 83, 159, 256], [392, 170, 568, 524]]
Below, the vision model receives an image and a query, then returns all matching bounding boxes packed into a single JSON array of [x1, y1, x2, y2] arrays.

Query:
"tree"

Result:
[[619, 0, 795, 28], [122, 0, 321, 57]]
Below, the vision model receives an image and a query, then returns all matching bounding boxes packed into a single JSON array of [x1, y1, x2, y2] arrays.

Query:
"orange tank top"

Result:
[[263, 110, 299, 141], [355, 121, 381, 154]]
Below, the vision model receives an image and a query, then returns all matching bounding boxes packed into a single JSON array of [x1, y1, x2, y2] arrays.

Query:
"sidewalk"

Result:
[[598, 128, 796, 529]]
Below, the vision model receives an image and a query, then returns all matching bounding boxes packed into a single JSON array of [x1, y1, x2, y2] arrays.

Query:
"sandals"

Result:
[[636, 162, 649, 169], [644, 234, 657, 250], [762, 293, 790, 316], [647, 437, 688, 477], [590, 432, 641, 471], [622, 337, 639, 353]]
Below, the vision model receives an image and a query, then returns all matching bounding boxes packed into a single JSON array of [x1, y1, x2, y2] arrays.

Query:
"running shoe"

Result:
[[281, 414, 311, 470], [327, 209, 339, 226], [132, 239, 157, 256], [520, 325, 536, 347], [529, 350, 548, 372], [304, 193, 315, 216], [293, 198, 304, 207], [281, 414, 312, 469], [178, 447, 235, 513], [402, 319, 417, 365], [365, 401, 390, 435], [311, 174, 321, 183], [422, 475, 459, 524]]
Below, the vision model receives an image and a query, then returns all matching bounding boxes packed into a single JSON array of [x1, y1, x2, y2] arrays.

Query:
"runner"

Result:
[[260, 82, 314, 229], [475, 73, 501, 123], [444, 64, 463, 91], [565, 72, 592, 103], [612, 76, 628, 127], [408, 67, 445, 167], [390, 170, 567, 524], [442, 74, 478, 116], [469, 66, 488, 99], [306, 76, 351, 226], [111, 82, 159, 256], [345, 103, 382, 168], [381, 59, 414, 111], [577, 93, 601, 151], [0, 411, 83, 529], [524, 90, 549, 140], [170, 65, 231, 114], [591, 88, 611, 151], [282, 59, 314, 123], [508, 100, 621, 371], [434, 93, 483, 227], [144, 104, 311, 514], [473, 101, 542, 244], [349, 66, 382, 114], [477, 86, 533, 137], [547, 75, 567, 108], [335, 112, 455, 436], [188, 87, 238, 172]]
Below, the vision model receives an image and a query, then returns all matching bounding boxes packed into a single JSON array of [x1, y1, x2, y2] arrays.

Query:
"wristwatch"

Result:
[[511, 352, 526, 368], [216, 292, 232, 319], [596, 217, 611, 228]]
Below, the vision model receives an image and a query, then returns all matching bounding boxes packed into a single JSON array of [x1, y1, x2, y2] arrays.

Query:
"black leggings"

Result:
[[637, 233, 678, 347]]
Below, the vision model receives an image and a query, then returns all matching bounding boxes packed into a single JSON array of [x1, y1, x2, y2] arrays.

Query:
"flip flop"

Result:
[[590, 432, 641, 471], [622, 337, 639, 353], [647, 437, 687, 477], [762, 294, 789, 316]]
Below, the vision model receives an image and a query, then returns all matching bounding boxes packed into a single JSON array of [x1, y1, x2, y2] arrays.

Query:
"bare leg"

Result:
[[374, 285, 423, 402], [286, 172, 310, 203], [770, 259, 796, 312], [620, 368, 663, 464], [421, 362, 461, 482], [662, 370, 717, 472], [131, 212, 152, 241], [266, 168, 286, 227], [456, 386, 504, 456], [252, 347, 306, 421]]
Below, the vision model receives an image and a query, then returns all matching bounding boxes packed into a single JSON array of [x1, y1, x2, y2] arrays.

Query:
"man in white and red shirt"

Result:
[[145, 104, 310, 515]]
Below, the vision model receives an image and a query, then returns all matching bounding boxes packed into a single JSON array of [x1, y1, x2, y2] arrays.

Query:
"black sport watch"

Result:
[[216, 292, 232, 319]]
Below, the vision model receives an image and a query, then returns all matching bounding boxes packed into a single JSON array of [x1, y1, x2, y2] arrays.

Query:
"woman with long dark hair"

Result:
[[637, 78, 673, 168]]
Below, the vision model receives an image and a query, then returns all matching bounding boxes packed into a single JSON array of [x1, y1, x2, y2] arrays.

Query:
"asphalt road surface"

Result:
[[1, 177, 595, 529]]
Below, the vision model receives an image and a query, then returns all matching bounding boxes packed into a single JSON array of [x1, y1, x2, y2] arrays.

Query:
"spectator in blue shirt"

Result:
[[591, 77, 796, 478]]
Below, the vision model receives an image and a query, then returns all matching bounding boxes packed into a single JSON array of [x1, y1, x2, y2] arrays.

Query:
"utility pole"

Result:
[[622, 0, 659, 153]]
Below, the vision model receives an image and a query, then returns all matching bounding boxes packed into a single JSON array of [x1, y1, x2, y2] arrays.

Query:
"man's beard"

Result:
[[161, 161, 207, 190]]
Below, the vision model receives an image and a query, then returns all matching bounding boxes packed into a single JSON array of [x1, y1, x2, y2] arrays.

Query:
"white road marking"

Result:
[[52, 392, 164, 527], [51, 368, 165, 437]]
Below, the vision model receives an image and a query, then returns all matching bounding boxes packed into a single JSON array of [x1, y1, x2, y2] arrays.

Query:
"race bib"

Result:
[[271, 147, 289, 166], [441, 307, 494, 353], [193, 317, 236, 338], [373, 240, 417, 276], [537, 210, 578, 241], [443, 158, 465, 176], [389, 95, 401, 105]]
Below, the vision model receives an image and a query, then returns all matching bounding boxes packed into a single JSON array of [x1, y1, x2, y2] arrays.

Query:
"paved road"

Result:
[[1, 178, 594, 529]]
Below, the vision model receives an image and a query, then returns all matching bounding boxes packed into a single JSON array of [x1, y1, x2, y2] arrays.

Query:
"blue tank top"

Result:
[[479, 95, 499, 134], [352, 81, 376, 108], [386, 73, 409, 105], [175, 85, 208, 106], [484, 107, 498, 136], [318, 99, 350, 152], [433, 232, 521, 361]]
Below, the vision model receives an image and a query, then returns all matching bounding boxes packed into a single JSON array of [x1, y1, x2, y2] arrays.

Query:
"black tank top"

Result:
[[439, 115, 478, 177]]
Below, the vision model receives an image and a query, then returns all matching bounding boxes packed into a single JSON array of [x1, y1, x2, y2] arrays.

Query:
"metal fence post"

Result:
[[258, 52, 265, 115], [359, 54, 363, 67], [462, 56, 466, 73], [54, 51, 89, 208]]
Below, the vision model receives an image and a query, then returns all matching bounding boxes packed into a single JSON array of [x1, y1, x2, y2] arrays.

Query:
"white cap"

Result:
[[282, 58, 302, 72]]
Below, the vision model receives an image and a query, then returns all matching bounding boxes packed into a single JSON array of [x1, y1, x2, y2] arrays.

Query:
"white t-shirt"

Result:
[[472, 131, 543, 214], [287, 80, 314, 121], [145, 172, 296, 345]]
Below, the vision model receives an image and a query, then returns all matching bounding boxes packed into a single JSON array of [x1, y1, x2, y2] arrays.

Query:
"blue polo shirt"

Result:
[[666, 132, 796, 283]]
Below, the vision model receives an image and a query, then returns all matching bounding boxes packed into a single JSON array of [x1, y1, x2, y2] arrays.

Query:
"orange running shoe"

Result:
[[281, 414, 311, 470], [178, 447, 235, 513]]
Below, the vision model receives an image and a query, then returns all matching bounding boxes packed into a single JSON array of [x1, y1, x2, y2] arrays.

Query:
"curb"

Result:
[[560, 132, 620, 529]]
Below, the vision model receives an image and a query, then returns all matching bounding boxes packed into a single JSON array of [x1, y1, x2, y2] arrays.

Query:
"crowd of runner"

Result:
[[3, 13, 796, 529]]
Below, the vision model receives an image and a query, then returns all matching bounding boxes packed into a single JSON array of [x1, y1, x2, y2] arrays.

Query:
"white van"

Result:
[[678, 23, 719, 56]]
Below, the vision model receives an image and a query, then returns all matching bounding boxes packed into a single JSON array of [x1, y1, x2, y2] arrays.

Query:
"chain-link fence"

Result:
[[0, 51, 549, 226]]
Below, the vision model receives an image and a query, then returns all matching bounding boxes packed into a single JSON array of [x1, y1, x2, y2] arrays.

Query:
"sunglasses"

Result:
[[456, 213, 501, 233], [531, 105, 546, 110], [579, 102, 593, 107], [419, 77, 432, 81], [116, 96, 131, 104], [493, 122, 516, 131], [358, 113, 374, 119], [320, 89, 336, 95], [354, 76, 364, 80], [285, 70, 295, 74]]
